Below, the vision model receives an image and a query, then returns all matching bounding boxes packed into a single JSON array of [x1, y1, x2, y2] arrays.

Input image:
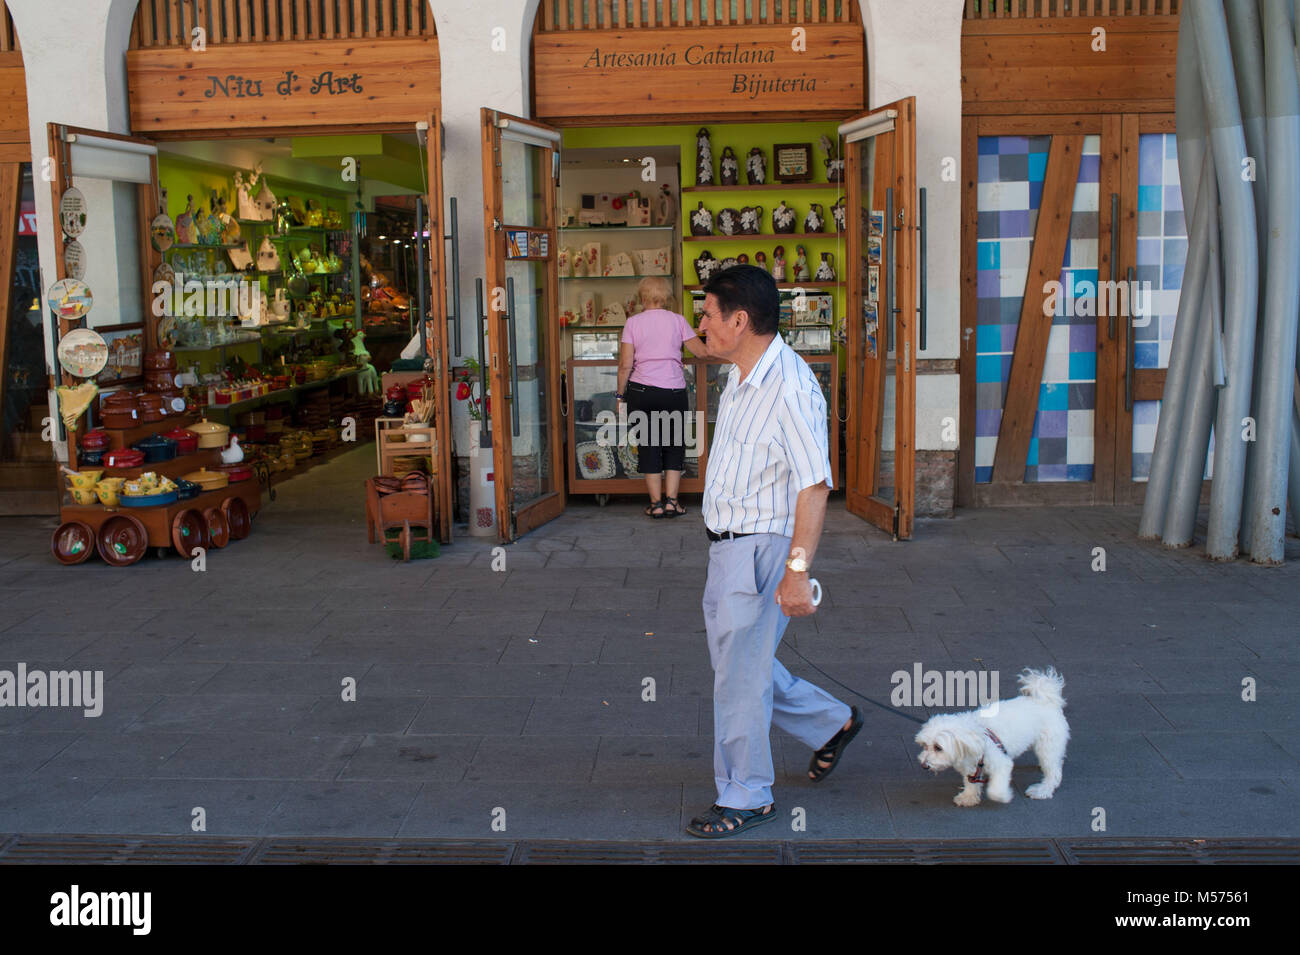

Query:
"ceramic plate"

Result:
[[47, 278, 93, 320], [63, 239, 87, 280], [59, 187, 87, 237], [576, 441, 616, 480], [56, 327, 108, 378], [150, 212, 175, 252]]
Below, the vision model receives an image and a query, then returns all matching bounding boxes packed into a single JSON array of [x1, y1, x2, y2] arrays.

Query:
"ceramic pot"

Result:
[[143, 350, 176, 371], [190, 418, 231, 449], [772, 202, 797, 234], [719, 146, 739, 186], [80, 429, 111, 451], [746, 147, 767, 185], [132, 434, 177, 463], [183, 467, 228, 491], [105, 448, 145, 470], [738, 205, 764, 235], [689, 202, 713, 237], [163, 428, 199, 455], [716, 208, 741, 237]]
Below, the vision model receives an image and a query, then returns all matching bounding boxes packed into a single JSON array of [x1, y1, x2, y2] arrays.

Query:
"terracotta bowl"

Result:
[[203, 507, 230, 549], [51, 521, 95, 565], [171, 508, 207, 558], [97, 513, 148, 566], [222, 495, 251, 540]]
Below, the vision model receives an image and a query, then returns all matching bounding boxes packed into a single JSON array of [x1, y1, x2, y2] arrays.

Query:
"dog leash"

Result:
[[780, 642, 927, 725]]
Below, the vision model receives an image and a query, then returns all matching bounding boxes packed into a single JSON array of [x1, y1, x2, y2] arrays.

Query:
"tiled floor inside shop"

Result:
[[0, 444, 1297, 841]]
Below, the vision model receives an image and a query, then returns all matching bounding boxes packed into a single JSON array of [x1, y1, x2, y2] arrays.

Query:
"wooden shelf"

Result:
[[559, 226, 676, 232], [93, 415, 198, 451], [683, 183, 843, 192], [100, 448, 223, 481], [559, 274, 672, 281], [203, 367, 360, 413], [684, 281, 844, 290], [683, 232, 843, 242]]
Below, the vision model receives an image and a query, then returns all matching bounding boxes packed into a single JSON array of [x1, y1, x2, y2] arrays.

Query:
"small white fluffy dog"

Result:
[[915, 668, 1069, 806]]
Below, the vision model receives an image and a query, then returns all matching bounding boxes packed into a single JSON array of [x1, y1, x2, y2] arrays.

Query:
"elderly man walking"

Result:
[[686, 265, 862, 838]]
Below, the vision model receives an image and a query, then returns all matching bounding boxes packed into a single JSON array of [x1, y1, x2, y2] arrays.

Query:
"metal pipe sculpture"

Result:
[[1244, 0, 1300, 563], [1146, 0, 1300, 563]]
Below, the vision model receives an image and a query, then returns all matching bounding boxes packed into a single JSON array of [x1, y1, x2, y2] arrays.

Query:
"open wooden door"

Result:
[[841, 99, 917, 540], [422, 112, 454, 542], [479, 109, 564, 542]]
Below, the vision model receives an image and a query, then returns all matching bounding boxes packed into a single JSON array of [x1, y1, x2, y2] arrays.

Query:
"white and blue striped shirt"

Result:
[[703, 335, 833, 537]]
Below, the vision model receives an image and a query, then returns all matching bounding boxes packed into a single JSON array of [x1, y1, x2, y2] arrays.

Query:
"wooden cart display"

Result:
[[53, 415, 262, 565]]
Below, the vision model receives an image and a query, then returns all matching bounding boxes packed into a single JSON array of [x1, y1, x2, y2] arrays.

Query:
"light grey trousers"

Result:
[[702, 533, 852, 809]]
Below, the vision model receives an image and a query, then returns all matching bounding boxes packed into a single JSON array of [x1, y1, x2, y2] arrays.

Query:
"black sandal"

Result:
[[808, 706, 863, 783], [645, 499, 667, 519], [664, 497, 687, 517], [686, 803, 777, 839]]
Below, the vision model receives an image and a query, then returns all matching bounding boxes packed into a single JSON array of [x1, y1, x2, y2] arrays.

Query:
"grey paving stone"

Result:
[[0, 776, 113, 832], [292, 696, 426, 735], [399, 780, 685, 840], [562, 664, 673, 701], [360, 663, 568, 697], [1145, 692, 1300, 731], [103, 662, 223, 697], [34, 732, 192, 778], [194, 662, 364, 696], [0, 631, 104, 661], [0, 730, 80, 775], [592, 736, 714, 783], [13, 694, 163, 733], [597, 630, 711, 665], [71, 778, 287, 835], [2, 607, 163, 634], [132, 694, 319, 733], [263, 781, 423, 837], [524, 697, 700, 736], [442, 587, 578, 612], [156, 732, 363, 780], [790, 630, 953, 664], [1144, 731, 1300, 779], [466, 735, 599, 782], [338, 734, 480, 781], [498, 633, 604, 665], [407, 697, 533, 736]]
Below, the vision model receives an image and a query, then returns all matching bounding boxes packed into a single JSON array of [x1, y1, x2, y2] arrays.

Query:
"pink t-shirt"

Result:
[[621, 308, 698, 389]]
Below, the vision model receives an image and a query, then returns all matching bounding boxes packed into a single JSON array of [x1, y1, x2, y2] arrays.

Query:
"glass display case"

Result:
[[567, 358, 707, 495], [566, 353, 839, 496]]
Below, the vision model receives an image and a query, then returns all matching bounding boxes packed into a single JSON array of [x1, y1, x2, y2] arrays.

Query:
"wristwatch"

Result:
[[785, 555, 809, 573]]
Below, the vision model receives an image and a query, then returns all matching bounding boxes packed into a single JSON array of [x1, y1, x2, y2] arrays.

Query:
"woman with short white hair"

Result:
[[617, 276, 710, 518]]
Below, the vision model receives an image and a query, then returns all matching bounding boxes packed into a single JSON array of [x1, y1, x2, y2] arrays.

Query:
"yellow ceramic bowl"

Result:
[[69, 488, 99, 505], [95, 478, 124, 506], [66, 469, 103, 490]]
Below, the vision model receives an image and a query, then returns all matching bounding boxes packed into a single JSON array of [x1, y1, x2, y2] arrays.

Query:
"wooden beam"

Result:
[[991, 133, 1083, 483], [1113, 112, 1141, 489]]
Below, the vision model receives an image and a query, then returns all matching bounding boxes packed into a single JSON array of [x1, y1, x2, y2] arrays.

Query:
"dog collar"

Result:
[[966, 730, 1010, 785]]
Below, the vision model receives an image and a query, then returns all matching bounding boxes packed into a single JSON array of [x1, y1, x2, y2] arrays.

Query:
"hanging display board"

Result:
[[126, 38, 441, 134], [533, 25, 864, 123]]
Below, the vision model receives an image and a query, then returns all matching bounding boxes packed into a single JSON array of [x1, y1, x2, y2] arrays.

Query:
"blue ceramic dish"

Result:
[[119, 490, 179, 508]]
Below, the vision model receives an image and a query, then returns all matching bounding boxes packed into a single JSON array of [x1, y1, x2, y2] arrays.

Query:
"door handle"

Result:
[[885, 187, 895, 354], [1125, 266, 1135, 413], [1108, 193, 1119, 340], [918, 187, 927, 352], [506, 276, 521, 438], [446, 197, 461, 355], [475, 278, 488, 445]]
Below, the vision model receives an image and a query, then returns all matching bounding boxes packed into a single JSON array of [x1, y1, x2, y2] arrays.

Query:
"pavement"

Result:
[[0, 444, 1297, 843]]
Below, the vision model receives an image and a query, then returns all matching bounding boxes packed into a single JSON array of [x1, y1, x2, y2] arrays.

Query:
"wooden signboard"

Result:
[[0, 59, 29, 149], [534, 25, 864, 124], [127, 37, 440, 134]]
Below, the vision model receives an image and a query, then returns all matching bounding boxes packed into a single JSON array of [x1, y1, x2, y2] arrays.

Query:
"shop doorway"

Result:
[[45, 118, 454, 542]]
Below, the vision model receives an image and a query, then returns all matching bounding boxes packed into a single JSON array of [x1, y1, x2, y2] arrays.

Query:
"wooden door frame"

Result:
[[842, 97, 917, 539], [479, 108, 565, 542]]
